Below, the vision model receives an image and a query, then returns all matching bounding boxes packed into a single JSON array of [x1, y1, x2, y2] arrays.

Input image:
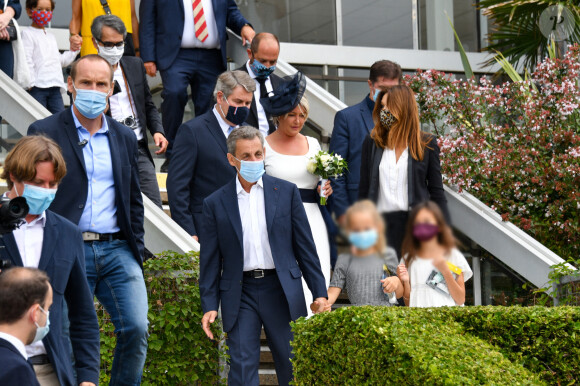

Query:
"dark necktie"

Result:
[[257, 77, 277, 134]]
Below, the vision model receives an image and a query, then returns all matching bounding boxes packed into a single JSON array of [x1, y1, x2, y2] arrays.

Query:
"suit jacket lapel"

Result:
[[408, 155, 414, 209], [107, 119, 123, 190], [38, 213, 58, 272], [263, 176, 279, 235], [206, 113, 228, 155], [0, 232, 24, 267], [361, 100, 374, 132], [220, 178, 243, 249], [64, 108, 87, 173]]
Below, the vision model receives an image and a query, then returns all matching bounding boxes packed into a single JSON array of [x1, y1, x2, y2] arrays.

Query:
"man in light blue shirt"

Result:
[[28, 54, 148, 385]]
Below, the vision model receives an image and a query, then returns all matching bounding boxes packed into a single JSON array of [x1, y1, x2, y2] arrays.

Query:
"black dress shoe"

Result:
[[160, 158, 170, 173]]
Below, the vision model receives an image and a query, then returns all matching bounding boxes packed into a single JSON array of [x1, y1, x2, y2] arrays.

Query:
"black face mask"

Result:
[[220, 98, 250, 126]]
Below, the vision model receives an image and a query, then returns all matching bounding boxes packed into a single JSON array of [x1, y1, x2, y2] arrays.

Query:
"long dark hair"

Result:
[[401, 201, 456, 269], [370, 85, 430, 161]]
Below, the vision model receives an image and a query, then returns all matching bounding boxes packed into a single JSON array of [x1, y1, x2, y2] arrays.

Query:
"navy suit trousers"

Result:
[[226, 274, 293, 386], [160, 48, 223, 157]]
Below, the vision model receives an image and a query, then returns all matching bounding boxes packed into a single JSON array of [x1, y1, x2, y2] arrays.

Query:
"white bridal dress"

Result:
[[264, 136, 331, 316]]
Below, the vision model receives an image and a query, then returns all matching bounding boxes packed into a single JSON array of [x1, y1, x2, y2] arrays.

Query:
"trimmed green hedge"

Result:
[[97, 251, 227, 385], [292, 306, 580, 385]]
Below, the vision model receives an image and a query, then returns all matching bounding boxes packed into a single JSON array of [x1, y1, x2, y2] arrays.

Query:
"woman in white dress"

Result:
[[263, 96, 333, 315]]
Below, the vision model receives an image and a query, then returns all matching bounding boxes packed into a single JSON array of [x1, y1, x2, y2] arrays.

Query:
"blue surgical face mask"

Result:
[[349, 229, 379, 251], [234, 156, 265, 183], [15, 184, 56, 215], [32, 306, 50, 344], [73, 84, 109, 119], [250, 58, 276, 79], [219, 97, 250, 126], [373, 89, 381, 102]]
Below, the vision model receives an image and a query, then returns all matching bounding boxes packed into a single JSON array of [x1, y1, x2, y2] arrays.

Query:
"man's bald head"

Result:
[[0, 267, 50, 324]]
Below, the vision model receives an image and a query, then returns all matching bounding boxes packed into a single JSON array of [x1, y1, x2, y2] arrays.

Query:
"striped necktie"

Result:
[[192, 0, 209, 42]]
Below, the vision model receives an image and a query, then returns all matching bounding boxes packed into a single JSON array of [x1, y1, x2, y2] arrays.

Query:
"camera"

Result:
[[0, 196, 29, 235], [119, 116, 138, 130]]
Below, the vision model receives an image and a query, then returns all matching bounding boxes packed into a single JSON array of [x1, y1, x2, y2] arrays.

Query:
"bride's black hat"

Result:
[[260, 71, 307, 116]]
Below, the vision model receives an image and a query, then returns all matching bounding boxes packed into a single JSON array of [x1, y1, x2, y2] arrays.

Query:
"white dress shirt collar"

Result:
[[235, 175, 264, 194], [212, 106, 237, 138], [0, 332, 28, 359]]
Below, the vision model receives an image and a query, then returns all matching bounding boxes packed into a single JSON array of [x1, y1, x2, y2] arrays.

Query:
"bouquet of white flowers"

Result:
[[306, 150, 348, 205]]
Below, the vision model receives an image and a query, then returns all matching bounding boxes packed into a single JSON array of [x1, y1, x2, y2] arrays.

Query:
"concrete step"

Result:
[[259, 369, 278, 386]]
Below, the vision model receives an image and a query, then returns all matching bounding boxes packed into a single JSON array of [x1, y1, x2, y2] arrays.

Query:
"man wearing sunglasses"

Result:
[[92, 14, 167, 208]]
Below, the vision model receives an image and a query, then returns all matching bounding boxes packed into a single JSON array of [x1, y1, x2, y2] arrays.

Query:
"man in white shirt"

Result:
[[236, 32, 282, 137], [91, 15, 168, 208], [200, 126, 329, 385], [0, 267, 52, 386], [0, 135, 99, 386], [140, 0, 255, 171]]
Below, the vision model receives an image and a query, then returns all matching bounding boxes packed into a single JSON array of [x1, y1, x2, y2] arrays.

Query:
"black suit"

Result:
[[27, 108, 145, 266], [118, 56, 164, 163], [0, 211, 100, 386], [167, 110, 236, 238], [0, 338, 40, 386], [236, 63, 282, 134], [110, 56, 165, 207], [359, 134, 450, 256]]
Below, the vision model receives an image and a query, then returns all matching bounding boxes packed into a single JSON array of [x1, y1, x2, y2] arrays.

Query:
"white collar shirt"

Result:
[[377, 147, 409, 213], [181, 0, 220, 49], [0, 332, 28, 360], [236, 176, 275, 271], [108, 65, 143, 140], [9, 209, 47, 357], [212, 106, 237, 138], [245, 60, 273, 138]]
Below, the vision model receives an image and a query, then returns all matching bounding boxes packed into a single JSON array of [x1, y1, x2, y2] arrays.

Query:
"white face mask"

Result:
[[97, 44, 125, 66]]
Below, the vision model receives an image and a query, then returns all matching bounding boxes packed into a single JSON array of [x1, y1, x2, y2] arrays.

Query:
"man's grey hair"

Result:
[[227, 126, 264, 155], [213, 70, 256, 100], [91, 15, 128, 41]]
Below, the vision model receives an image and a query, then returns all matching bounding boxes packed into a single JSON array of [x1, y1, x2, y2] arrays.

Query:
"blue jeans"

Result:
[[28, 86, 65, 114], [84, 239, 149, 385]]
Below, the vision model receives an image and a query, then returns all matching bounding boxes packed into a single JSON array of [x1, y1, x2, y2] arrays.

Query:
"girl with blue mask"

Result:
[[327, 200, 403, 307]]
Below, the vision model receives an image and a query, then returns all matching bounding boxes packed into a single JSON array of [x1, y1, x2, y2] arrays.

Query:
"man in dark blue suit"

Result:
[[167, 70, 255, 241], [200, 126, 329, 385], [28, 55, 148, 385], [0, 136, 99, 386], [0, 267, 50, 386], [329, 60, 401, 226], [139, 0, 255, 168]]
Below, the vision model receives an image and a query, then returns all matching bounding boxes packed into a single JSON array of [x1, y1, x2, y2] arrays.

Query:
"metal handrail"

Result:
[[0, 70, 199, 255]]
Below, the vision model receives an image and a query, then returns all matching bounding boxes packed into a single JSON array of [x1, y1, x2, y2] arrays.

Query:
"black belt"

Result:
[[29, 354, 50, 365], [82, 231, 125, 242], [299, 189, 318, 203], [243, 269, 276, 279]]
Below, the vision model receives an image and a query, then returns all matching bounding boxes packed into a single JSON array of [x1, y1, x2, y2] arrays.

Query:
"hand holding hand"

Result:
[[153, 133, 168, 154], [0, 12, 12, 30], [310, 297, 329, 314], [69, 34, 82, 51], [240, 25, 255, 46], [381, 276, 399, 293], [0, 28, 8, 41], [144, 61, 157, 77], [201, 310, 218, 340], [397, 263, 409, 283]]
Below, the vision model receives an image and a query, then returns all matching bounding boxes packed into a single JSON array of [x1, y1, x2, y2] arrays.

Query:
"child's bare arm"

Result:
[[434, 256, 465, 305], [327, 287, 342, 306]]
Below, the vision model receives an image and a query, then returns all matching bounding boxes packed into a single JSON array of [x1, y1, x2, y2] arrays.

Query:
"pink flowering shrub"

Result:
[[406, 45, 580, 261]]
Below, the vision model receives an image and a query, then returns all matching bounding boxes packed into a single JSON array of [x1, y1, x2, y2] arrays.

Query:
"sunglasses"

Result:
[[97, 39, 125, 48]]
